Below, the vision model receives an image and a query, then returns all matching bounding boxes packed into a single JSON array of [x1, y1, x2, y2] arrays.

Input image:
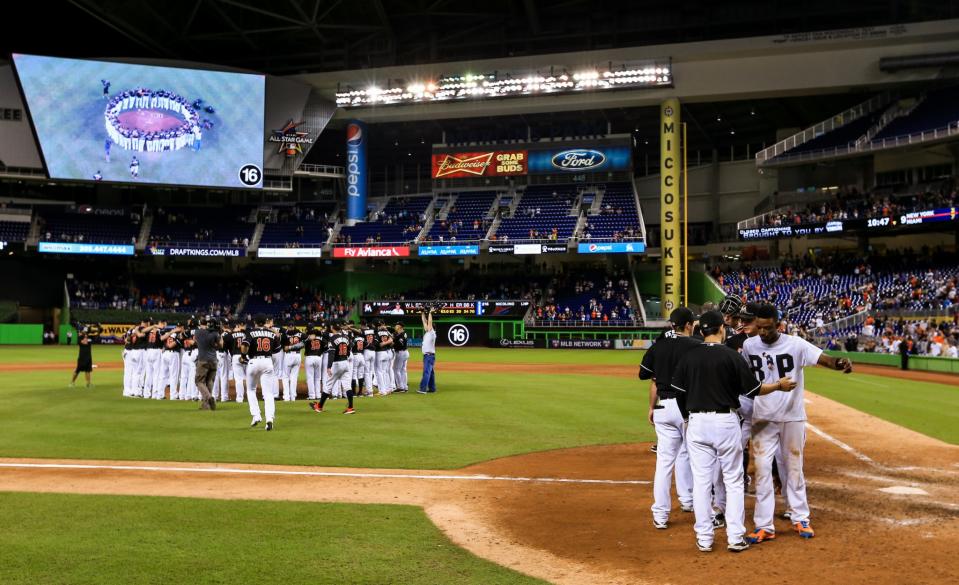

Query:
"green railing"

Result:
[[826, 350, 959, 375]]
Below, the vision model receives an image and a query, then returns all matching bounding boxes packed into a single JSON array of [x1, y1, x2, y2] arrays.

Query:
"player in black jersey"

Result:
[[240, 314, 279, 431], [230, 321, 249, 403], [349, 324, 368, 396], [303, 322, 326, 401], [391, 323, 410, 392], [310, 321, 356, 414]]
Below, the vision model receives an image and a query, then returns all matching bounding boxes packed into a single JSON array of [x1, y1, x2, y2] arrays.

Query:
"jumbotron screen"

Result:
[[13, 54, 265, 189]]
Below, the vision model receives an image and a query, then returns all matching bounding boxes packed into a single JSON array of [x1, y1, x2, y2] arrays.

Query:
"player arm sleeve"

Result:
[[638, 345, 655, 380], [801, 337, 825, 367], [737, 357, 763, 397], [670, 358, 689, 419]]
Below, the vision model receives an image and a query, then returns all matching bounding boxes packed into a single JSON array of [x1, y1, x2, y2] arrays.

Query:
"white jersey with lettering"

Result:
[[742, 334, 823, 423]]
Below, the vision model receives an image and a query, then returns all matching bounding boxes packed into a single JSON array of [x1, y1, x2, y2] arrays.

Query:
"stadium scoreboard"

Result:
[[361, 300, 530, 319]]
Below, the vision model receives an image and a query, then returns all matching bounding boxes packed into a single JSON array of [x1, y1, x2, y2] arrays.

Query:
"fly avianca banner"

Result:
[[431, 151, 527, 179], [332, 245, 410, 258]]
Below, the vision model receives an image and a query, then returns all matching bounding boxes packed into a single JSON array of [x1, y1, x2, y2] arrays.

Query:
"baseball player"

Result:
[[639, 307, 700, 528], [374, 321, 395, 395], [241, 314, 279, 431], [229, 321, 248, 403], [267, 317, 283, 399], [159, 324, 184, 399], [392, 323, 410, 392], [310, 321, 356, 414], [743, 304, 853, 544], [349, 324, 369, 397], [179, 327, 198, 400], [362, 322, 376, 393], [121, 327, 137, 397], [143, 320, 164, 399], [213, 320, 232, 402], [129, 319, 150, 397], [281, 322, 304, 401], [303, 322, 325, 401], [129, 155, 139, 179], [670, 310, 797, 553]]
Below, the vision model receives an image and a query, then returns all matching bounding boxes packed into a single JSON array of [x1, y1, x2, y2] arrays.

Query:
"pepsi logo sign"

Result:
[[550, 149, 606, 171], [346, 123, 363, 144]]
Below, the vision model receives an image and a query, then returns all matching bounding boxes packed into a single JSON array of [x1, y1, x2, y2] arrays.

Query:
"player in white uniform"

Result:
[[281, 324, 304, 401], [391, 323, 410, 392], [303, 323, 325, 401], [179, 329, 198, 400], [361, 323, 376, 393], [349, 325, 368, 396], [374, 323, 395, 395], [267, 318, 283, 399], [742, 304, 852, 544], [231, 322, 248, 403], [309, 321, 356, 415], [241, 314, 279, 431]]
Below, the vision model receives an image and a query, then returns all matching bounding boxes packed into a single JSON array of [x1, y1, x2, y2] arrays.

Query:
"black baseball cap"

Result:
[[740, 302, 762, 321], [698, 310, 725, 332], [669, 307, 696, 329]]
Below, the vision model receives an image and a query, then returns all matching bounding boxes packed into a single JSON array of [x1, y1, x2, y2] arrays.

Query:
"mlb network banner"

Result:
[[487, 243, 567, 255], [38, 241, 134, 255], [418, 244, 479, 257], [257, 247, 323, 258], [332, 245, 410, 258], [577, 241, 646, 254], [527, 146, 632, 174], [147, 246, 245, 257], [431, 150, 527, 179]]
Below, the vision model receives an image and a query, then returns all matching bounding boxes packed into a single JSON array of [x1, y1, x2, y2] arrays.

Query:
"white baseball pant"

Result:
[[351, 353, 367, 394], [375, 351, 394, 395], [363, 349, 375, 390], [144, 348, 162, 399], [245, 357, 276, 423], [687, 412, 746, 548], [160, 350, 180, 399], [304, 355, 323, 399], [282, 351, 301, 401], [130, 349, 146, 396], [651, 397, 694, 523], [122, 349, 138, 396], [180, 352, 197, 400], [271, 353, 284, 398], [392, 349, 409, 390], [231, 354, 247, 403], [751, 420, 809, 531], [326, 360, 351, 396], [213, 351, 231, 401]]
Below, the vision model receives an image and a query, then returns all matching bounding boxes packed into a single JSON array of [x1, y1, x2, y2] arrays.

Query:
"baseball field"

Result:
[[1, 345, 957, 585]]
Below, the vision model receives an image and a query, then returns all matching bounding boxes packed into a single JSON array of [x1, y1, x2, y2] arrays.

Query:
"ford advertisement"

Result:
[[528, 146, 631, 174]]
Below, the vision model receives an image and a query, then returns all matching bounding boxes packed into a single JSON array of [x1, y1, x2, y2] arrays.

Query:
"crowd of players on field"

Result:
[[640, 296, 852, 553], [118, 313, 414, 426]]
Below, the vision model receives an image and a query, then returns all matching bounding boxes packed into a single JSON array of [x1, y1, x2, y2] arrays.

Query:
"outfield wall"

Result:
[[0, 324, 42, 345], [826, 350, 959, 375]]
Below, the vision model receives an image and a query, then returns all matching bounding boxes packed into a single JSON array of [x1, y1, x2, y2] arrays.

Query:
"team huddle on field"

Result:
[[119, 314, 412, 428]]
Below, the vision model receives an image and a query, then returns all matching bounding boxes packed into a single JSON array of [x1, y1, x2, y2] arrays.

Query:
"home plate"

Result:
[[878, 486, 928, 496]]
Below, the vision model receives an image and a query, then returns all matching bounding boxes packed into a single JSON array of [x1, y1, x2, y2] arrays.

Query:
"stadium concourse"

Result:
[[3, 3, 959, 585]]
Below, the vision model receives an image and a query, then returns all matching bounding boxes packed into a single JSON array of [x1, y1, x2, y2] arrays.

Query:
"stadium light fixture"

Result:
[[335, 59, 672, 107]]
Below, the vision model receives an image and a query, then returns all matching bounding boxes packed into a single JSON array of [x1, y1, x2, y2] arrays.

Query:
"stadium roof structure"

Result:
[[1, 1, 956, 75]]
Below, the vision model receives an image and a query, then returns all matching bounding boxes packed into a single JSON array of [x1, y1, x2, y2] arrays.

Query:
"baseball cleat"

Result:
[[265, 421, 274, 431], [250, 418, 260, 427], [727, 540, 750, 553], [713, 513, 726, 529], [746, 528, 776, 544], [650, 444, 658, 453], [310, 401, 323, 413], [696, 542, 713, 553], [416, 389, 428, 394], [680, 504, 694, 513], [343, 408, 356, 415], [793, 520, 815, 539], [653, 519, 668, 530]]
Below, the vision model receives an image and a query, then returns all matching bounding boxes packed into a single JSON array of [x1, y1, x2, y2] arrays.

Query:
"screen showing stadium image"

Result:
[[13, 54, 265, 189]]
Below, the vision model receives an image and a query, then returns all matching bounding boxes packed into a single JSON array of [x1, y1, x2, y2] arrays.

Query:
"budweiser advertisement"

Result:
[[431, 150, 527, 179], [332, 246, 410, 258]]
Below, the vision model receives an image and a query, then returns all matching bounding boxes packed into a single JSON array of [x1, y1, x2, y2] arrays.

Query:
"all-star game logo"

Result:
[[269, 119, 313, 157]]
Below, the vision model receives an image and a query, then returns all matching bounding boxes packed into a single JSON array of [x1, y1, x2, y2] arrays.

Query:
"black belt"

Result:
[[689, 409, 736, 414]]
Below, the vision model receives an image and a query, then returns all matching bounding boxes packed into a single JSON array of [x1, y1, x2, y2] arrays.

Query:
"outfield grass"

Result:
[[0, 346, 652, 468], [0, 492, 544, 585], [0, 346, 955, 471]]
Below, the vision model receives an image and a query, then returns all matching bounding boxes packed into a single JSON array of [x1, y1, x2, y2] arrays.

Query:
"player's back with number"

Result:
[[247, 327, 279, 358], [329, 333, 352, 363]]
